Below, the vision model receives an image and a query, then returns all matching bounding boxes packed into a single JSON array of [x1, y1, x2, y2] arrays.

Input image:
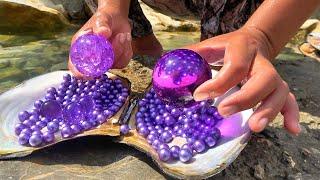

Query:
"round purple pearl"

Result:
[[40, 100, 62, 119], [160, 131, 173, 143], [29, 134, 43, 146], [120, 124, 130, 135], [18, 111, 30, 122], [147, 134, 158, 144], [152, 49, 212, 107], [43, 132, 54, 143], [47, 121, 59, 132], [158, 148, 171, 162], [138, 126, 149, 137], [61, 125, 73, 138], [15, 123, 26, 135], [179, 148, 193, 163], [63, 102, 84, 125], [170, 145, 180, 159], [204, 136, 217, 147], [80, 120, 92, 130], [70, 124, 82, 134], [70, 34, 114, 77], [193, 140, 206, 153], [18, 133, 30, 145], [20, 128, 32, 136], [152, 139, 162, 150]]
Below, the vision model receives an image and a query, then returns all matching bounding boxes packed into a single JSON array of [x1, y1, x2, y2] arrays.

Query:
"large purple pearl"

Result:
[[152, 49, 212, 107], [63, 102, 84, 125], [29, 134, 43, 147], [179, 148, 193, 163], [40, 100, 62, 119], [193, 140, 206, 153], [70, 34, 114, 77], [79, 96, 95, 115], [120, 124, 130, 135]]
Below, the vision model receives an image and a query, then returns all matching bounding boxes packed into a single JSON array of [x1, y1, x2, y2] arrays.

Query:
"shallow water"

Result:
[[0, 30, 200, 93]]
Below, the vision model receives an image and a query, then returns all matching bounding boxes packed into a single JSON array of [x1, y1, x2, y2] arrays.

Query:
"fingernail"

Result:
[[126, 33, 132, 42], [219, 106, 239, 116], [193, 92, 210, 101], [258, 118, 269, 130], [119, 33, 126, 44]]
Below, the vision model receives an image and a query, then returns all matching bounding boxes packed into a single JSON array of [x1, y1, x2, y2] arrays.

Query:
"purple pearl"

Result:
[[152, 49, 212, 107], [15, 123, 26, 135], [193, 140, 206, 153], [61, 125, 73, 138], [179, 148, 193, 163], [204, 136, 217, 147], [63, 102, 84, 125], [18, 111, 30, 122], [29, 134, 43, 146], [32, 130, 42, 135], [152, 139, 162, 150], [120, 124, 130, 135], [138, 126, 149, 137], [147, 134, 157, 144], [34, 100, 43, 109], [170, 145, 180, 159], [18, 133, 30, 145], [35, 121, 46, 128], [30, 125, 40, 131], [47, 121, 59, 132], [96, 114, 106, 124], [70, 34, 114, 77], [160, 131, 173, 143], [43, 132, 54, 143], [158, 148, 171, 162], [70, 124, 82, 134], [40, 100, 62, 119], [63, 74, 71, 81], [80, 120, 92, 130], [20, 128, 32, 136], [211, 127, 221, 139], [164, 116, 175, 126], [22, 119, 34, 127]]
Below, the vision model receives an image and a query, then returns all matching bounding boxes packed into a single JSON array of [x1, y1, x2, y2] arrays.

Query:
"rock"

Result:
[[140, 1, 199, 32], [300, 19, 319, 31], [253, 164, 265, 180], [51, 0, 87, 20], [0, 0, 71, 35], [301, 148, 311, 157]]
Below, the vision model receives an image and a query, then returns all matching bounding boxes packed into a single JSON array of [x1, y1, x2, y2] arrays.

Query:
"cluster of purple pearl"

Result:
[[15, 73, 128, 147], [134, 88, 222, 163]]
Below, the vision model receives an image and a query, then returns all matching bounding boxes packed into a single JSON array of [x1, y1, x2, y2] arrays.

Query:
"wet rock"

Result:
[[0, 0, 71, 35], [51, 0, 87, 20], [253, 164, 265, 180]]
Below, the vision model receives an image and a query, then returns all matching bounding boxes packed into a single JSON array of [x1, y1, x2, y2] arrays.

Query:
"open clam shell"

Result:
[[0, 71, 131, 159], [119, 70, 253, 179]]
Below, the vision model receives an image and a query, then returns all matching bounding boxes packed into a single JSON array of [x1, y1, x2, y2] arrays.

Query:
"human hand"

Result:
[[68, 8, 133, 77], [184, 27, 300, 134]]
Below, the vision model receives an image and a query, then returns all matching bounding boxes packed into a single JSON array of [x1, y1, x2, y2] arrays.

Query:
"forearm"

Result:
[[98, 0, 131, 16], [244, 0, 320, 59]]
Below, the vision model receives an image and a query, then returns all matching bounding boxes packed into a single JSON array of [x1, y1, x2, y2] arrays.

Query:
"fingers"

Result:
[[111, 33, 133, 69], [248, 81, 289, 132], [92, 13, 112, 38], [281, 93, 301, 134], [193, 35, 256, 101]]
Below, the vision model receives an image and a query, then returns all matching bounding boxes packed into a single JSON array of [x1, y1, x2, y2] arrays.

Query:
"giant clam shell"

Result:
[[0, 71, 131, 159], [0, 70, 253, 179], [119, 70, 253, 179]]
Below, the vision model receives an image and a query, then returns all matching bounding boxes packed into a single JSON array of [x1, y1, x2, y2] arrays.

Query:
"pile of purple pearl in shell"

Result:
[[133, 88, 222, 163], [15, 73, 128, 147]]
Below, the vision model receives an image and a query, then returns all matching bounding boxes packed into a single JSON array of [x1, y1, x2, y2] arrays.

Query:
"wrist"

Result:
[[240, 26, 277, 60]]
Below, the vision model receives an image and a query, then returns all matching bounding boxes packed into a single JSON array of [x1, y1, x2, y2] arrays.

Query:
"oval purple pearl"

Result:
[[158, 148, 171, 162], [179, 148, 193, 163], [43, 132, 55, 143], [152, 49, 212, 107], [40, 100, 62, 119], [18, 111, 30, 122], [29, 134, 43, 147], [170, 145, 180, 159], [120, 124, 130, 135], [70, 34, 114, 77], [193, 140, 206, 153], [18, 133, 30, 145]]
